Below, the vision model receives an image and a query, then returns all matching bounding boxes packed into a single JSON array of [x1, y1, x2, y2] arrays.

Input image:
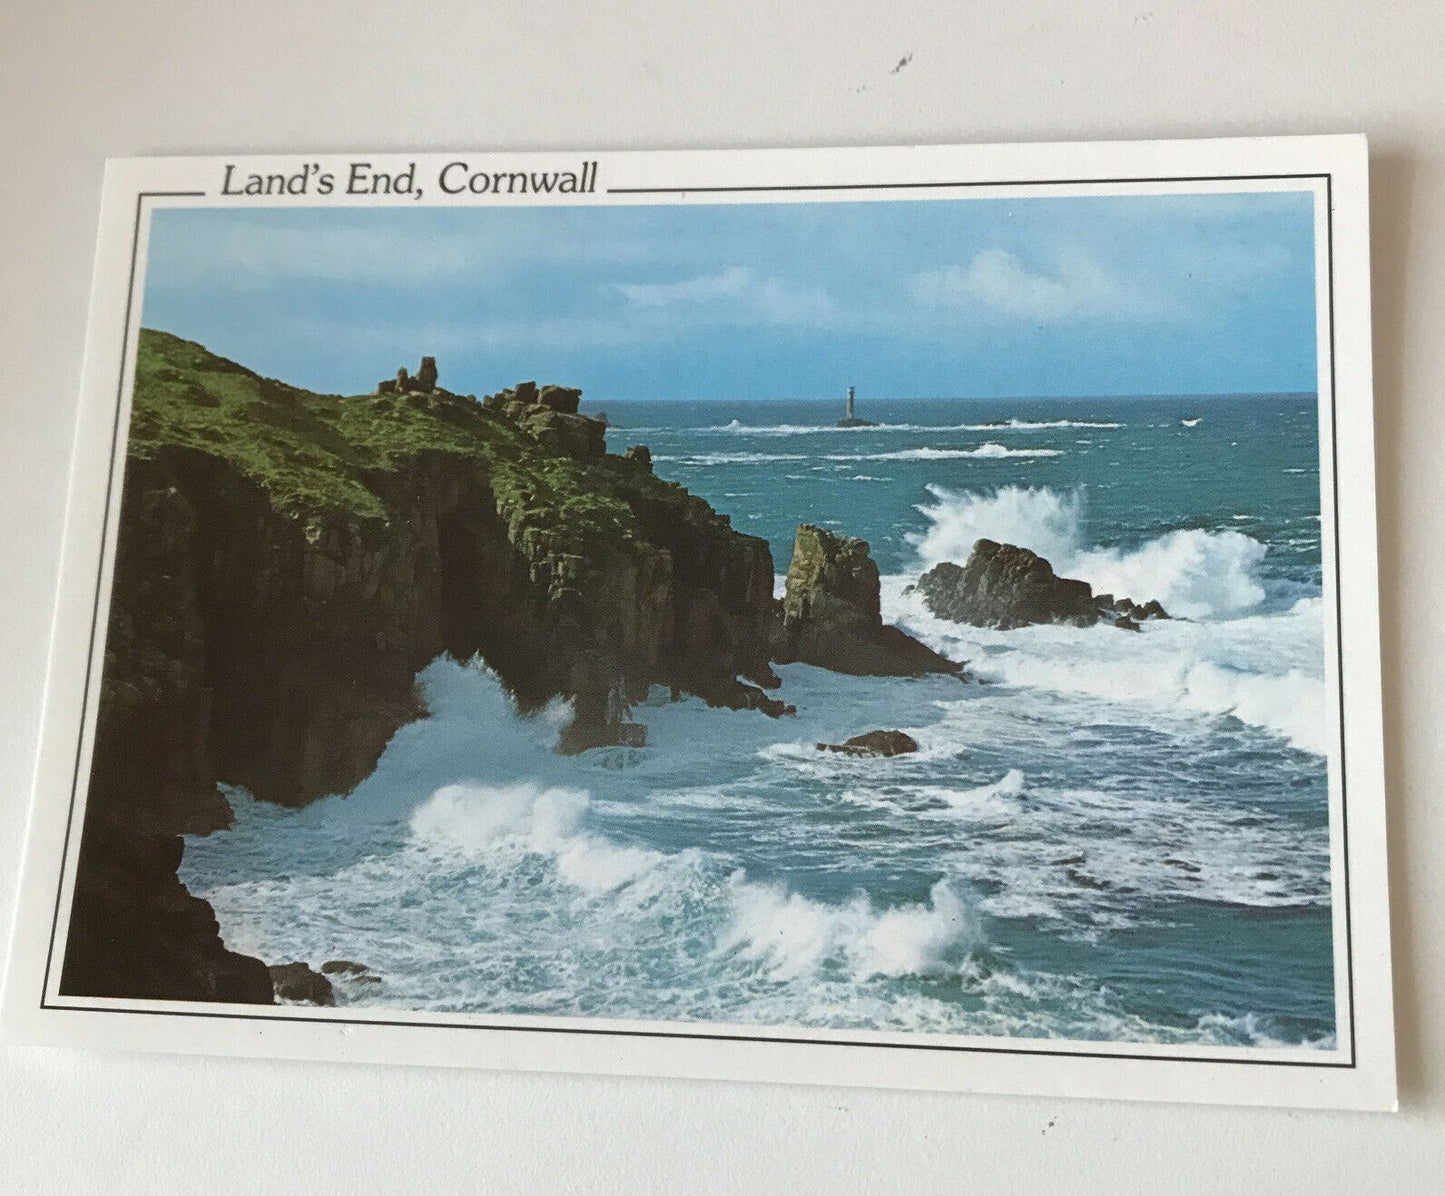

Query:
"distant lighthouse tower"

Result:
[[836, 383, 877, 428]]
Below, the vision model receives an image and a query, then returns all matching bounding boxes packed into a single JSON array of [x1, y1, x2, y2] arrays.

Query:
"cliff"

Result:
[[64, 331, 786, 1001]]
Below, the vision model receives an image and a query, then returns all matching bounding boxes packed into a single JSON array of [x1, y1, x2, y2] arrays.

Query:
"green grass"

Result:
[[129, 329, 738, 559]]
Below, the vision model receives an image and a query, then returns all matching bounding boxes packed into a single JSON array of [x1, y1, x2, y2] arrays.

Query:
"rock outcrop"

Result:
[[63, 330, 795, 1003], [816, 729, 919, 757], [268, 962, 335, 1006], [483, 381, 605, 459], [378, 356, 441, 395], [915, 539, 1168, 631], [58, 818, 274, 1004], [773, 525, 962, 677]]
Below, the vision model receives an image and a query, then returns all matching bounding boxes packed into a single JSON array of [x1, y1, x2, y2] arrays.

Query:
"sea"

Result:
[[181, 393, 1338, 1048]]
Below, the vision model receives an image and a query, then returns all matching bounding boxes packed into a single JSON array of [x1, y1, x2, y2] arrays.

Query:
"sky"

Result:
[[141, 191, 1318, 401]]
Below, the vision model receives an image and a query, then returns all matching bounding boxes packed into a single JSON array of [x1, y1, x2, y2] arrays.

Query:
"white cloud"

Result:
[[613, 267, 837, 327], [146, 214, 660, 291], [615, 266, 753, 307], [911, 248, 1162, 322]]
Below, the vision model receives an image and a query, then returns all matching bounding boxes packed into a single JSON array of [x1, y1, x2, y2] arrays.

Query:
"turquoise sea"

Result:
[[182, 393, 1336, 1047]]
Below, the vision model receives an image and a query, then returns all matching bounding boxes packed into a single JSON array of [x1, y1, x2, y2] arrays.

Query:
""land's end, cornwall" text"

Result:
[[219, 160, 600, 202]]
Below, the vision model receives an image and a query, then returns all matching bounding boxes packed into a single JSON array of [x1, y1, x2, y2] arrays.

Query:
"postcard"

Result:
[[1, 137, 1395, 1109]]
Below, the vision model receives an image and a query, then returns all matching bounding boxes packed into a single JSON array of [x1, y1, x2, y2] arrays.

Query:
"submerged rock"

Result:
[[320, 959, 372, 976], [816, 729, 919, 757], [321, 959, 382, 984], [774, 525, 962, 677], [268, 962, 335, 1006], [917, 539, 1168, 631]]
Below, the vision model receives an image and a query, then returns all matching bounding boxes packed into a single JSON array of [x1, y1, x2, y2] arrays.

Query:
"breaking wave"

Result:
[[829, 444, 1062, 463], [908, 484, 1267, 619], [704, 417, 1119, 435]]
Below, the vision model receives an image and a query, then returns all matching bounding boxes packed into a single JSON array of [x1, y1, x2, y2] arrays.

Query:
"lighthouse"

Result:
[[836, 384, 878, 428]]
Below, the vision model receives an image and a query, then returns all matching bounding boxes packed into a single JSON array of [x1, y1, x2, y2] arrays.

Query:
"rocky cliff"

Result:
[[774, 524, 962, 677], [64, 332, 788, 1002]]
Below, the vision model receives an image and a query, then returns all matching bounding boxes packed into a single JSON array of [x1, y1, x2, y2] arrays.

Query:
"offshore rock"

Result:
[[774, 524, 962, 677], [268, 962, 335, 1006], [916, 539, 1168, 630], [917, 540, 1097, 629], [816, 729, 919, 757]]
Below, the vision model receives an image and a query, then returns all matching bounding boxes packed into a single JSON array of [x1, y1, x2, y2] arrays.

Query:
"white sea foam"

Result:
[[408, 782, 669, 896], [717, 874, 986, 982], [942, 769, 1027, 808], [885, 572, 1328, 755], [704, 417, 1119, 436], [827, 444, 1063, 463], [651, 451, 809, 466], [908, 484, 1267, 619]]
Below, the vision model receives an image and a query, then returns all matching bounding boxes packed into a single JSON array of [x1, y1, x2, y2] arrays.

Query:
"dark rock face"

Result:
[[537, 384, 581, 414], [916, 539, 1169, 631], [416, 356, 438, 392], [268, 962, 335, 1006], [625, 444, 652, 470], [59, 818, 274, 1004], [774, 525, 962, 677], [916, 540, 1097, 630], [816, 729, 919, 757]]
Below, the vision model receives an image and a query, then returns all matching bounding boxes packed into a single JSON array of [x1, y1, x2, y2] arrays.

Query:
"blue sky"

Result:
[[141, 191, 1318, 400]]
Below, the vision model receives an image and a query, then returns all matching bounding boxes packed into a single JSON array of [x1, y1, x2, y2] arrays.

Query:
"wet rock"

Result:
[[816, 729, 919, 757], [268, 962, 335, 1006], [774, 525, 963, 677], [320, 959, 372, 976], [918, 540, 1168, 631], [916, 540, 1097, 629]]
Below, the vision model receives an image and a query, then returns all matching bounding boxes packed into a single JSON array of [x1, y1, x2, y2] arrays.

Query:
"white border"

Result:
[[1, 136, 1395, 1110]]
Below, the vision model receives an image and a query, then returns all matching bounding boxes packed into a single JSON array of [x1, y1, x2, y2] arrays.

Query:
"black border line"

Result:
[[606, 171, 1329, 195], [39, 176, 1356, 1072]]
